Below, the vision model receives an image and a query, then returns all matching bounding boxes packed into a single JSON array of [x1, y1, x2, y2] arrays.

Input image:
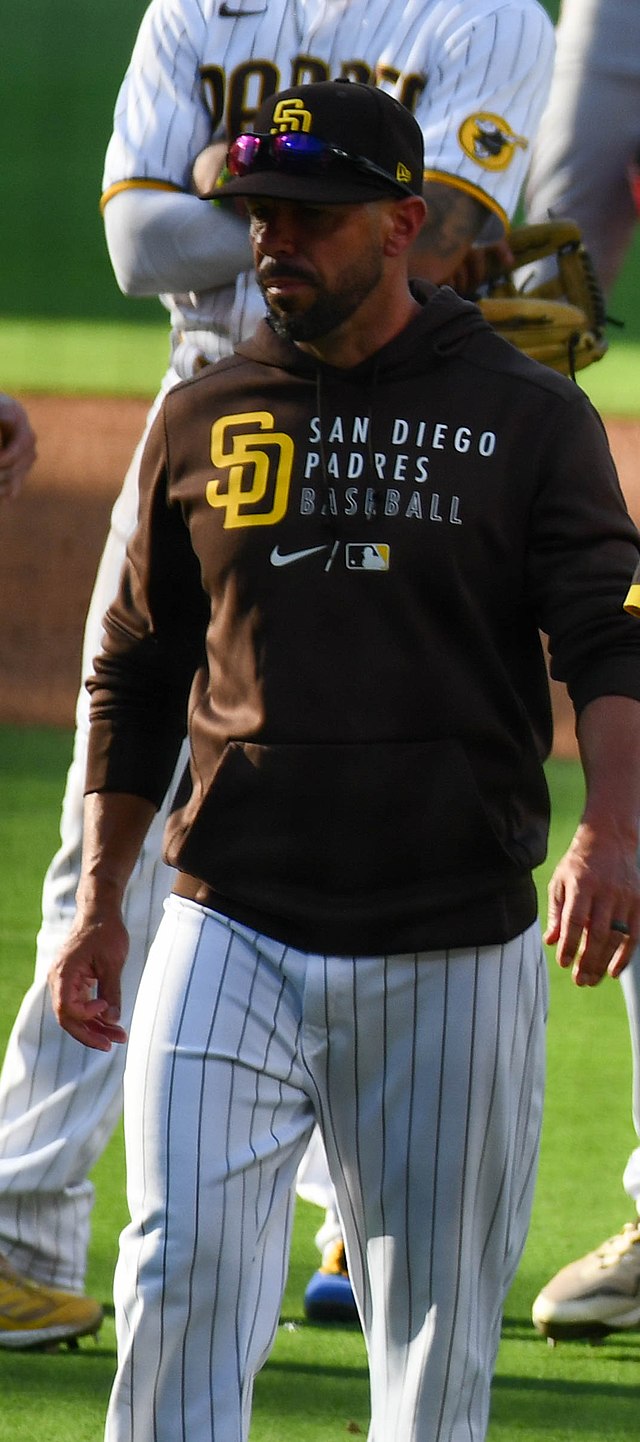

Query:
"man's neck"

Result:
[[296, 290, 422, 369]]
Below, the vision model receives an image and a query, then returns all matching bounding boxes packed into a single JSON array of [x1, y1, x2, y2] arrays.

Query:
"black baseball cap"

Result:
[[213, 80, 425, 204]]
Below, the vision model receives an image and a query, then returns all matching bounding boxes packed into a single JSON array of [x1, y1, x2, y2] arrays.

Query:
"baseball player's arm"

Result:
[[103, 188, 253, 296], [101, 0, 254, 297], [48, 791, 157, 1050], [410, 183, 514, 288], [545, 695, 640, 985], [409, 3, 555, 288], [0, 393, 37, 499]]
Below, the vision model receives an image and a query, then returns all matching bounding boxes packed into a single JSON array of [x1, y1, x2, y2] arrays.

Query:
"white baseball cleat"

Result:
[[532, 1219, 640, 1340]]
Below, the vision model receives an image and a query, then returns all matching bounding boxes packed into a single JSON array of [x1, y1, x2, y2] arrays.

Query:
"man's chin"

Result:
[[267, 304, 315, 341], [265, 290, 350, 343]]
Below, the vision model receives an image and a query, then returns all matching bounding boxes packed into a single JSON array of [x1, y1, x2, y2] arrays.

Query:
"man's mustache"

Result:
[[258, 260, 317, 284]]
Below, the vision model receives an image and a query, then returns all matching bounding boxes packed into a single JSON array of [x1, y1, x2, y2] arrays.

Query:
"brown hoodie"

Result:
[[86, 285, 640, 953]]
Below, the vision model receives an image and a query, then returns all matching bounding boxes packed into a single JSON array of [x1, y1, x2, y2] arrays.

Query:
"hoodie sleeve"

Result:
[[85, 402, 209, 806], [527, 388, 640, 717]]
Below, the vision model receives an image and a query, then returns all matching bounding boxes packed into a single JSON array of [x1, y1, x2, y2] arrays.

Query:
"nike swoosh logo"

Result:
[[270, 544, 328, 567]]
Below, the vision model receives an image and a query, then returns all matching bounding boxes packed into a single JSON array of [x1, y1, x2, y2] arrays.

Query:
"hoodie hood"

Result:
[[234, 281, 492, 381]]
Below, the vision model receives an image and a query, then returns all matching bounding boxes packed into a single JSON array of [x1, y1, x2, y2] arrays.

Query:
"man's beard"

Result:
[[258, 252, 383, 342]]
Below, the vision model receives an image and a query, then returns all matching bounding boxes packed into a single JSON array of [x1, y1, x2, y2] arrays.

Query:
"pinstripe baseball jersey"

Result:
[[101, 0, 554, 344]]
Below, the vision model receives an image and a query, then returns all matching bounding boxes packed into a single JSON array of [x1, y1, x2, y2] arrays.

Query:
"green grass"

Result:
[[0, 317, 168, 399], [1, 318, 638, 416], [580, 339, 640, 418], [0, 727, 637, 1440]]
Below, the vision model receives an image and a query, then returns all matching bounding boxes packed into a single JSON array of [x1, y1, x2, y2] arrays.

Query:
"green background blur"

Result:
[[1, 1, 155, 323], [2, 0, 640, 337]]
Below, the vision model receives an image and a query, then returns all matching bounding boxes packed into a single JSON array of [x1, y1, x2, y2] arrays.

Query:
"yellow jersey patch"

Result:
[[458, 113, 528, 172]]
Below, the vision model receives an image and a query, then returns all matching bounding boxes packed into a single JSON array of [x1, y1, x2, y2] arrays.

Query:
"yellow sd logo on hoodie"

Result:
[[206, 412, 294, 528]]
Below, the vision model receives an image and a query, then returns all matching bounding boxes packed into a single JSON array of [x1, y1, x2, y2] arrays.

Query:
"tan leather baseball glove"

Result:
[[478, 220, 609, 377]]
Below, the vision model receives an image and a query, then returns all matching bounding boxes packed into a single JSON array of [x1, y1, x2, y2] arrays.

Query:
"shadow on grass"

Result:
[[494, 1370, 640, 1395], [492, 1323, 640, 1438], [0, 1345, 116, 1397], [280, 1313, 360, 1330], [502, 1312, 640, 1358], [263, 1355, 369, 1381], [490, 1376, 638, 1441]]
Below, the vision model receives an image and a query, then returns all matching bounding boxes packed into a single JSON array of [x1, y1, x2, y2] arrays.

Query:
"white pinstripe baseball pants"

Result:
[[106, 897, 547, 1442]]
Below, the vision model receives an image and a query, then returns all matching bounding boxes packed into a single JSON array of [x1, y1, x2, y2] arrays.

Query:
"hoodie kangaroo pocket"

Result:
[[174, 738, 516, 903]]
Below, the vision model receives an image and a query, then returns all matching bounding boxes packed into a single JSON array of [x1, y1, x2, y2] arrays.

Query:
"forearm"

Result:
[[410, 182, 490, 286], [546, 695, 640, 985], [75, 791, 158, 920], [577, 695, 640, 843], [103, 188, 253, 296]]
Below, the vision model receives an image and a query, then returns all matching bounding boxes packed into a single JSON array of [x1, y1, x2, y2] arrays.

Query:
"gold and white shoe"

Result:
[[532, 1220, 640, 1341], [0, 1253, 103, 1350]]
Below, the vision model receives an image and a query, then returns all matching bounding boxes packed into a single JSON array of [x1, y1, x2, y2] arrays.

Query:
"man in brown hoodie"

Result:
[[49, 81, 640, 1442]]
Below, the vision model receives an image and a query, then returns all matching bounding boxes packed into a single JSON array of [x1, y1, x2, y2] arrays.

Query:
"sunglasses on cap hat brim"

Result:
[[214, 132, 418, 202]]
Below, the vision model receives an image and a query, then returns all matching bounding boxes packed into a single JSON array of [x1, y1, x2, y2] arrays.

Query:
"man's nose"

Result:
[[257, 205, 300, 255]]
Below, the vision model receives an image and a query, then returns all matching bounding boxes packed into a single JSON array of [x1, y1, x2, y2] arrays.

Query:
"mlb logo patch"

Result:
[[345, 544, 390, 571]]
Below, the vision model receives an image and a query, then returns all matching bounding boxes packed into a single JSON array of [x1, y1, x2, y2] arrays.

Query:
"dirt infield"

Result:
[[2, 393, 639, 759]]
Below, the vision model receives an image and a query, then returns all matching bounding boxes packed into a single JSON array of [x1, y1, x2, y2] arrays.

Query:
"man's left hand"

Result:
[[545, 822, 640, 985]]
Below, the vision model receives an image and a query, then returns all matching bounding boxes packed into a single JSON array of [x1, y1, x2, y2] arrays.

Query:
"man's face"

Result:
[[248, 198, 387, 342]]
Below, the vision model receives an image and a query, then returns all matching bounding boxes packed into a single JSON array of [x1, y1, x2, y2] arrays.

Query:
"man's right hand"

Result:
[[48, 790, 158, 1048], [48, 913, 130, 1051]]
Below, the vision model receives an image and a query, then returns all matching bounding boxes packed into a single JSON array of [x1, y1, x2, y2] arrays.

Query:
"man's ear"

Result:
[[382, 196, 427, 257]]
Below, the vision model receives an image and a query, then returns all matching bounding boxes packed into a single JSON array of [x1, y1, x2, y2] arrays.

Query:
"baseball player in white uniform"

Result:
[[524, 0, 640, 1341], [0, 0, 555, 1349]]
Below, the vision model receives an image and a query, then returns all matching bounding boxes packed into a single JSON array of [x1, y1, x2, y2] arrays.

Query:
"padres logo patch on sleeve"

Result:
[[458, 113, 528, 171]]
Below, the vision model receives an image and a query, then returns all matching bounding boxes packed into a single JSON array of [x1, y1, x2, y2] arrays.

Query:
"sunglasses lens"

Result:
[[228, 135, 262, 176], [272, 133, 331, 171]]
